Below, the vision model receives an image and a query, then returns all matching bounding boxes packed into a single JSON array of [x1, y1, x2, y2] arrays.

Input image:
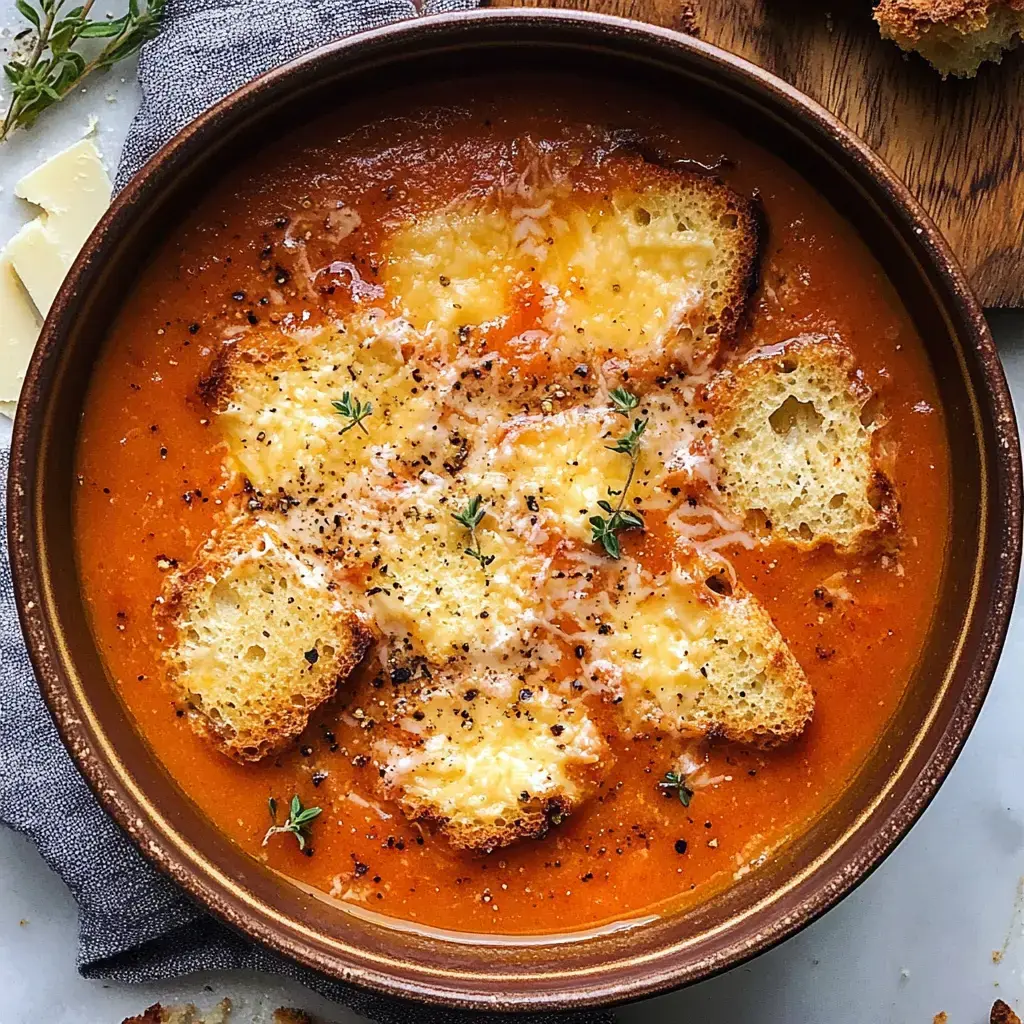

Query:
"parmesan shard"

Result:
[[0, 254, 42, 412], [5, 138, 112, 317]]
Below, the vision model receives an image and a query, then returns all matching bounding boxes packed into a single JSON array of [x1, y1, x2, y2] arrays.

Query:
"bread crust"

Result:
[[992, 1000, 1023, 1024], [876, 0, 1024, 76]]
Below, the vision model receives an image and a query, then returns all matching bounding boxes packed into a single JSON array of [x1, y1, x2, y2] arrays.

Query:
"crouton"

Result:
[[367, 490, 548, 663], [704, 335, 898, 552], [585, 551, 814, 748], [876, 0, 1024, 77], [373, 670, 608, 850], [200, 312, 452, 505], [158, 518, 372, 762], [122, 1001, 231, 1024], [993, 1000, 1023, 1024], [543, 161, 761, 376]]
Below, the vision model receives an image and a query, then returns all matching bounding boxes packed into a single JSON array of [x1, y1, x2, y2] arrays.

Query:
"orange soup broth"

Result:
[[74, 78, 950, 936]]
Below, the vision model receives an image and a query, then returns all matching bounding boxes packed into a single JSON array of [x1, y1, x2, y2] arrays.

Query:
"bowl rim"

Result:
[[8, 7, 1022, 1011]]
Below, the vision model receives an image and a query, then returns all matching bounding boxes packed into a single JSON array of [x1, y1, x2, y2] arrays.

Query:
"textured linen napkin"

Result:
[[0, 2, 617, 1019]]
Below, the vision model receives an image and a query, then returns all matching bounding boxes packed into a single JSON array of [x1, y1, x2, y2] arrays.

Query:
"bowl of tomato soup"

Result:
[[8, 10, 1021, 1012]]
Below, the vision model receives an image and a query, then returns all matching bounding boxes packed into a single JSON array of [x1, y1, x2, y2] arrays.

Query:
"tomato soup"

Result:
[[74, 77, 950, 936]]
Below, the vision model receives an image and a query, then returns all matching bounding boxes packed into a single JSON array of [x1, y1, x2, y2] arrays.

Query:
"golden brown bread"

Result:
[[381, 152, 761, 380], [158, 518, 372, 762], [704, 335, 898, 553], [875, 0, 1024, 77], [993, 1000, 1023, 1024], [122, 1002, 231, 1024], [542, 162, 762, 376], [585, 550, 814, 749], [372, 669, 608, 850], [199, 313, 449, 508]]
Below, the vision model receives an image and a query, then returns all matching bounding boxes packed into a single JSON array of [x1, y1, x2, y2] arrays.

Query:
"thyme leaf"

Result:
[[608, 386, 640, 415], [262, 794, 322, 852], [451, 494, 494, 571], [658, 770, 694, 807], [589, 389, 647, 558], [332, 391, 373, 436], [2, 0, 166, 142]]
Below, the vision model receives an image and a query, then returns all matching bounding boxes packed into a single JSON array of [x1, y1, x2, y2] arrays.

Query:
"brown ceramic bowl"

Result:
[[8, 9, 1022, 1012]]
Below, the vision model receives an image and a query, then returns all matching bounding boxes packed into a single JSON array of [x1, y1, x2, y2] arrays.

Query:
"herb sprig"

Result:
[[2, 0, 166, 143], [451, 494, 494, 571], [590, 387, 648, 558], [658, 770, 694, 807], [262, 794, 322, 852], [332, 391, 373, 436]]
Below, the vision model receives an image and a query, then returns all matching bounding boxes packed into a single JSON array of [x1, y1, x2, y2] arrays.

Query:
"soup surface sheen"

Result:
[[74, 78, 950, 937]]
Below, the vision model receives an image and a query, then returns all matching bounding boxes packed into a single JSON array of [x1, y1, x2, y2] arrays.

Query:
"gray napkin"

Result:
[[0, 1, 617, 1019]]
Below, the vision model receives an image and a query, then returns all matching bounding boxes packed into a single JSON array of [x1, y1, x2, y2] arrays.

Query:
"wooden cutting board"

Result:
[[495, 0, 1024, 307]]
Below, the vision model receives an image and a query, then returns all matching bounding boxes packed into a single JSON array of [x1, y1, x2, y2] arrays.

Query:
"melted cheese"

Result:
[[464, 408, 651, 543], [585, 563, 713, 732], [375, 677, 605, 848], [383, 203, 523, 333], [369, 493, 548, 662], [464, 392, 709, 543], [543, 187, 716, 366], [216, 313, 452, 506]]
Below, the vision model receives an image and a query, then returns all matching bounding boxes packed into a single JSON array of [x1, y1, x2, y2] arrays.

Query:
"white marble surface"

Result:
[[2, 9, 1024, 1022]]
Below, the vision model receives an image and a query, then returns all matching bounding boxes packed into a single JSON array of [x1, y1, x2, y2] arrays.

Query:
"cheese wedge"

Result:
[[0, 255, 42, 412], [5, 138, 111, 317]]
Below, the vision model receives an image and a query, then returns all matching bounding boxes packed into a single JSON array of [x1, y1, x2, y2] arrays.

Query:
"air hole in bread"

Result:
[[768, 395, 824, 435], [705, 573, 733, 597]]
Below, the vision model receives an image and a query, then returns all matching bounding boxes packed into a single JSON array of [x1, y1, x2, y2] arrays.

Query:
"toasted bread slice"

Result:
[[373, 670, 607, 850], [543, 161, 760, 376], [200, 313, 452, 505], [462, 390, 709, 546], [158, 518, 372, 762], [704, 335, 898, 552], [380, 152, 760, 380], [876, 0, 1024, 77], [584, 551, 813, 748], [367, 490, 548, 664]]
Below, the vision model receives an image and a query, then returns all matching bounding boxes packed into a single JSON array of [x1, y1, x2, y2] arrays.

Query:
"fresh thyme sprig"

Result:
[[658, 770, 694, 807], [262, 794, 322, 852], [331, 391, 373, 436], [589, 388, 648, 559], [608, 386, 639, 415], [451, 494, 494, 571], [2, 0, 166, 142]]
